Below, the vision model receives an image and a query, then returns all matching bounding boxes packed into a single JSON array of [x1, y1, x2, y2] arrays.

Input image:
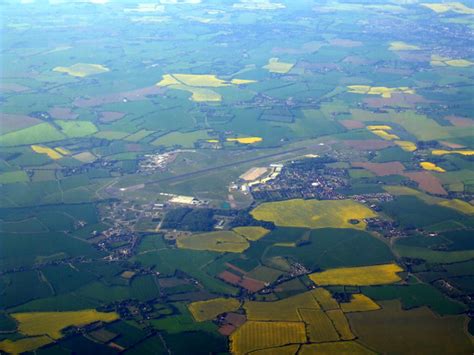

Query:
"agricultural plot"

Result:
[[244, 290, 320, 321], [188, 298, 240, 322], [251, 199, 377, 230], [394, 244, 474, 264], [384, 186, 474, 215], [152, 131, 211, 148], [263, 58, 294, 74], [299, 308, 340, 343], [312, 288, 340, 311], [394, 140, 417, 152], [156, 73, 256, 102], [264, 228, 395, 271], [299, 341, 376, 355], [233, 227, 270, 241], [176, 231, 250, 253], [12, 309, 118, 339], [0, 170, 29, 184], [31, 145, 63, 159], [227, 137, 263, 144], [0, 113, 42, 134], [309, 264, 403, 286], [362, 282, 466, 316], [431, 54, 474, 67], [0, 123, 65, 147], [421, 2, 474, 14], [348, 300, 473, 354], [347, 85, 414, 98], [350, 109, 470, 142], [389, 41, 420, 51], [432, 149, 474, 156], [420, 162, 446, 173], [251, 345, 300, 355], [382, 196, 472, 229], [340, 294, 380, 313], [56, 120, 98, 138], [230, 321, 306, 354], [326, 309, 355, 340], [53, 63, 109, 77], [0, 336, 53, 354]]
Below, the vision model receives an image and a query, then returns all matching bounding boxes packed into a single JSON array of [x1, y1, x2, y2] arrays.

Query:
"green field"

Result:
[[348, 300, 473, 354], [176, 231, 250, 253]]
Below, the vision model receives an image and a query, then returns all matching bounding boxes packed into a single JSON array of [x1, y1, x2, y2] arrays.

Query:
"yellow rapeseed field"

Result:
[[0, 336, 53, 354], [263, 58, 294, 74], [348, 85, 414, 98], [31, 145, 62, 160], [54, 147, 71, 155], [366, 125, 393, 131], [370, 129, 400, 140], [432, 149, 474, 156], [233, 226, 270, 241], [156, 74, 181, 86], [156, 73, 257, 102], [309, 263, 403, 286], [394, 140, 417, 152], [421, 2, 474, 15], [420, 162, 446, 173], [53, 63, 109, 77], [172, 74, 229, 87], [251, 199, 376, 230], [431, 55, 474, 67], [438, 199, 474, 215], [188, 298, 240, 322], [176, 231, 249, 253], [340, 294, 380, 313], [227, 137, 263, 144], [230, 321, 306, 355], [185, 87, 222, 102], [230, 79, 257, 85], [12, 310, 119, 339], [445, 59, 474, 67], [389, 41, 420, 51]]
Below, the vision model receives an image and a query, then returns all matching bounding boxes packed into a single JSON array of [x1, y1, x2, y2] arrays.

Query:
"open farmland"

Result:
[[340, 294, 380, 313], [299, 309, 340, 342], [1, 0, 474, 353], [188, 298, 240, 322], [348, 300, 473, 354], [309, 264, 403, 286], [251, 199, 377, 230], [299, 341, 376, 355], [0, 336, 53, 354], [53, 63, 109, 77], [176, 231, 250, 253], [12, 310, 119, 339], [233, 227, 270, 241], [230, 321, 306, 354], [244, 291, 320, 321]]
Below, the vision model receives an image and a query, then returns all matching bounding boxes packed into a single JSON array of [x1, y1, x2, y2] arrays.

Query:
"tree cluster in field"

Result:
[[228, 209, 275, 230], [161, 207, 216, 231]]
